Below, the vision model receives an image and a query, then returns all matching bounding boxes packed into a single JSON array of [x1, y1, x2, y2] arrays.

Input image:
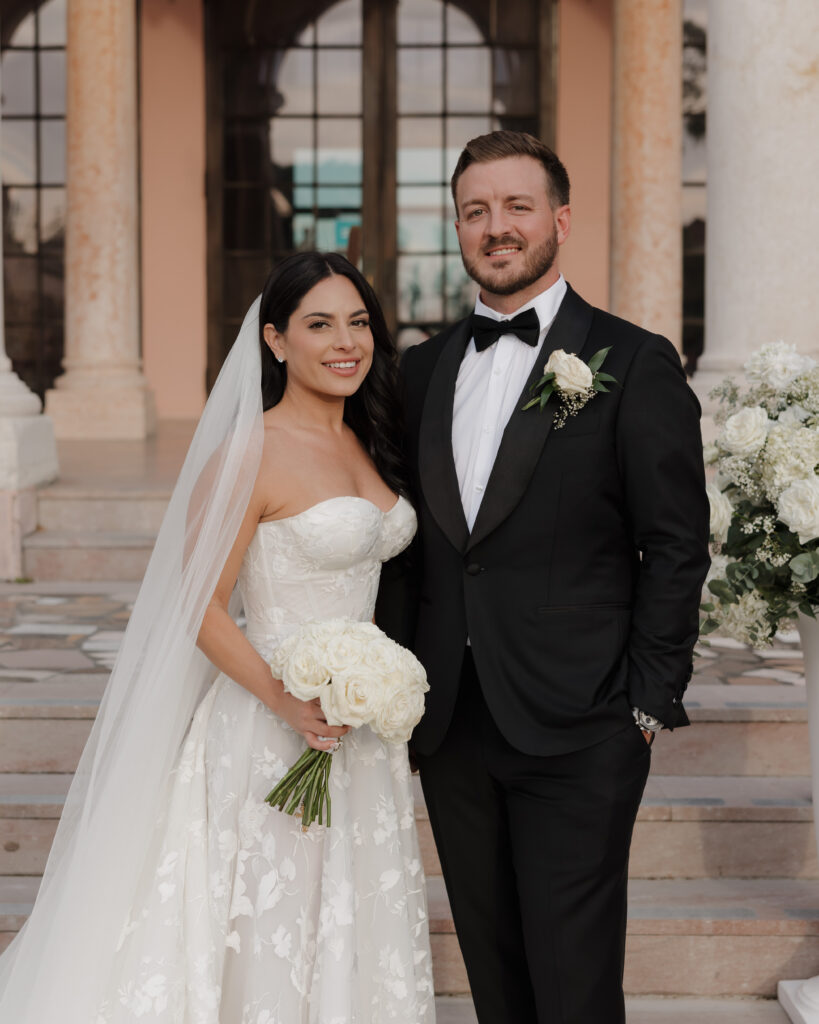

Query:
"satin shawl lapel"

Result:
[[417, 319, 472, 554], [466, 286, 595, 553]]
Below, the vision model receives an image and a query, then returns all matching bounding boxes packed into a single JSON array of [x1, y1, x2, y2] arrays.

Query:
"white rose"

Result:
[[323, 630, 367, 676], [703, 442, 720, 466], [361, 636, 404, 677], [544, 350, 593, 394], [706, 482, 734, 544], [281, 639, 330, 701], [268, 633, 302, 679], [744, 341, 815, 390], [321, 668, 380, 728], [778, 404, 810, 426], [720, 406, 770, 457], [777, 476, 819, 544], [372, 676, 427, 744], [398, 647, 429, 692]]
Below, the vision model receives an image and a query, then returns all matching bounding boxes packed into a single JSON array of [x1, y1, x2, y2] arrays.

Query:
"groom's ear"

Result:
[[554, 204, 571, 246]]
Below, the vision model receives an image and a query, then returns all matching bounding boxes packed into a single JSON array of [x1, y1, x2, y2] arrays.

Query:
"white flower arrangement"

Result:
[[523, 348, 617, 428], [265, 620, 429, 827], [702, 341, 819, 647]]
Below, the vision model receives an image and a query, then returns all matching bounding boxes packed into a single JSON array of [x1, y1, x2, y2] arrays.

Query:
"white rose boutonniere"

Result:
[[522, 347, 617, 428]]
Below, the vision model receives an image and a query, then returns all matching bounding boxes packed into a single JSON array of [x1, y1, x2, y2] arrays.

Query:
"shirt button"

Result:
[[475, 484, 484, 492]]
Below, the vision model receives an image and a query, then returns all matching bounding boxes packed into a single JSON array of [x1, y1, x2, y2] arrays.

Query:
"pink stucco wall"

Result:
[[140, 0, 207, 418], [556, 0, 614, 311]]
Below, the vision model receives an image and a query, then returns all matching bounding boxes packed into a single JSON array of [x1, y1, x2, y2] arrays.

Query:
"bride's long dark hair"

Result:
[[258, 252, 411, 499]]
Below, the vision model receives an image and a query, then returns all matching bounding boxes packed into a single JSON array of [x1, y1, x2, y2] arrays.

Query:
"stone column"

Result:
[[45, 0, 155, 439], [694, 0, 819, 408], [610, 0, 682, 350], [0, 87, 59, 578]]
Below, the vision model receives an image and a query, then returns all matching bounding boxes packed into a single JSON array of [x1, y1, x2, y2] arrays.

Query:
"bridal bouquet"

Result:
[[265, 620, 429, 827], [702, 341, 819, 647]]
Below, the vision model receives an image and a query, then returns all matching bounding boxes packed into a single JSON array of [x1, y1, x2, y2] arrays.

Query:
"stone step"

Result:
[[3, 772, 814, 879], [22, 530, 155, 582], [652, 684, 809, 776], [0, 680, 809, 774], [0, 675, 102, 772], [3, 876, 817, 998], [37, 488, 169, 534], [428, 877, 819, 998], [415, 774, 817, 881], [433, 996, 791, 1023]]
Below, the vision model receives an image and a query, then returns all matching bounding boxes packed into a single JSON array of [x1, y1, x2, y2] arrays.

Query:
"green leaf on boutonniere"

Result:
[[596, 373, 617, 383], [799, 601, 817, 619], [587, 347, 611, 374], [523, 382, 557, 411], [593, 381, 610, 393]]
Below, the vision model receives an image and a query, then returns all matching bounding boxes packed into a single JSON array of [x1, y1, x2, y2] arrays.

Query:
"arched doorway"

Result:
[[205, 0, 555, 385]]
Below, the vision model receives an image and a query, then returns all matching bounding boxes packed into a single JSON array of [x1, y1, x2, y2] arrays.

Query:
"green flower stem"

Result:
[[265, 747, 334, 829]]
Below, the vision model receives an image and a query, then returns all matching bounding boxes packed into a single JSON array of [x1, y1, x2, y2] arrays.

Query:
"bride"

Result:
[[0, 253, 434, 1022]]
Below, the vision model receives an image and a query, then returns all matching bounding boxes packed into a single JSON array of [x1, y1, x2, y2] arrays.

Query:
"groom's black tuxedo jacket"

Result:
[[378, 284, 710, 757]]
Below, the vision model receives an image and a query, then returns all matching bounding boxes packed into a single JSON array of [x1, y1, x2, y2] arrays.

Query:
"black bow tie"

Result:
[[470, 307, 541, 352]]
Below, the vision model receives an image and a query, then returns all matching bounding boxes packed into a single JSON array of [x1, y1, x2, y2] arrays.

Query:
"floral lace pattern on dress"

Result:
[[96, 497, 433, 1024]]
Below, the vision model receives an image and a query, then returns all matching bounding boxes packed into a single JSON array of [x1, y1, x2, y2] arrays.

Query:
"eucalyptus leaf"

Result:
[[699, 618, 719, 635], [594, 382, 610, 393], [708, 578, 739, 604], [790, 551, 819, 584], [595, 372, 617, 383]]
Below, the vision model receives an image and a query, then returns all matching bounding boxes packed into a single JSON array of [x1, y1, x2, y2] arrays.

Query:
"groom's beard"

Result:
[[461, 225, 559, 297]]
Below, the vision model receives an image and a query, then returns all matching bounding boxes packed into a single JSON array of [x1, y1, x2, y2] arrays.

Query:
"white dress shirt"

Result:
[[453, 275, 568, 531]]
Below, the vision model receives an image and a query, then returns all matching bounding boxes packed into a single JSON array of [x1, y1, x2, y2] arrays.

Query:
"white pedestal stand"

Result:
[[779, 613, 819, 1021]]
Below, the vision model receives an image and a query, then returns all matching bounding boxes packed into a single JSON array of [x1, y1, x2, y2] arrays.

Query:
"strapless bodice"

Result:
[[237, 495, 416, 652]]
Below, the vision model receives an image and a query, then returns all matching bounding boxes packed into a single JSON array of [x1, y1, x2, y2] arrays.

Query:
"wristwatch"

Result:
[[632, 707, 664, 733]]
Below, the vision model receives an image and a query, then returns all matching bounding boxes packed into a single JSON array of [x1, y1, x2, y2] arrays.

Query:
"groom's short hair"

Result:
[[450, 130, 571, 213]]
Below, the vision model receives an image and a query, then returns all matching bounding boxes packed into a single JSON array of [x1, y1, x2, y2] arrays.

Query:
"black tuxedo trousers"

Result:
[[417, 650, 651, 1024]]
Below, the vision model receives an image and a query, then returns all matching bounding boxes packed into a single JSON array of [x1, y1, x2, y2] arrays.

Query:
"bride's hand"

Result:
[[273, 691, 350, 752]]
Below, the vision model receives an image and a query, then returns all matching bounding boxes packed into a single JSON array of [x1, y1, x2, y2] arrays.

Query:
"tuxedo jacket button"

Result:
[[465, 563, 482, 576]]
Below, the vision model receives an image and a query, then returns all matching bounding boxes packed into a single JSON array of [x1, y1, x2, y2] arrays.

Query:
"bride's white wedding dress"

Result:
[[96, 494, 433, 1024]]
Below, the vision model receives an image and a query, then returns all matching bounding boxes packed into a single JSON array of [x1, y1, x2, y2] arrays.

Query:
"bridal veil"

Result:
[[0, 299, 265, 1020]]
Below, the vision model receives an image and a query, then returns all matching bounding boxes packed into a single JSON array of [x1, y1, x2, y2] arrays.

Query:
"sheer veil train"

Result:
[[0, 299, 265, 1020]]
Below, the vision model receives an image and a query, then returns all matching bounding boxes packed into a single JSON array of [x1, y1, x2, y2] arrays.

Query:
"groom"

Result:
[[390, 131, 710, 1022]]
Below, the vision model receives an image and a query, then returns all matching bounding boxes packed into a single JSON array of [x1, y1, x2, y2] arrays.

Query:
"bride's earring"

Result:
[[276, 355, 285, 364]]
